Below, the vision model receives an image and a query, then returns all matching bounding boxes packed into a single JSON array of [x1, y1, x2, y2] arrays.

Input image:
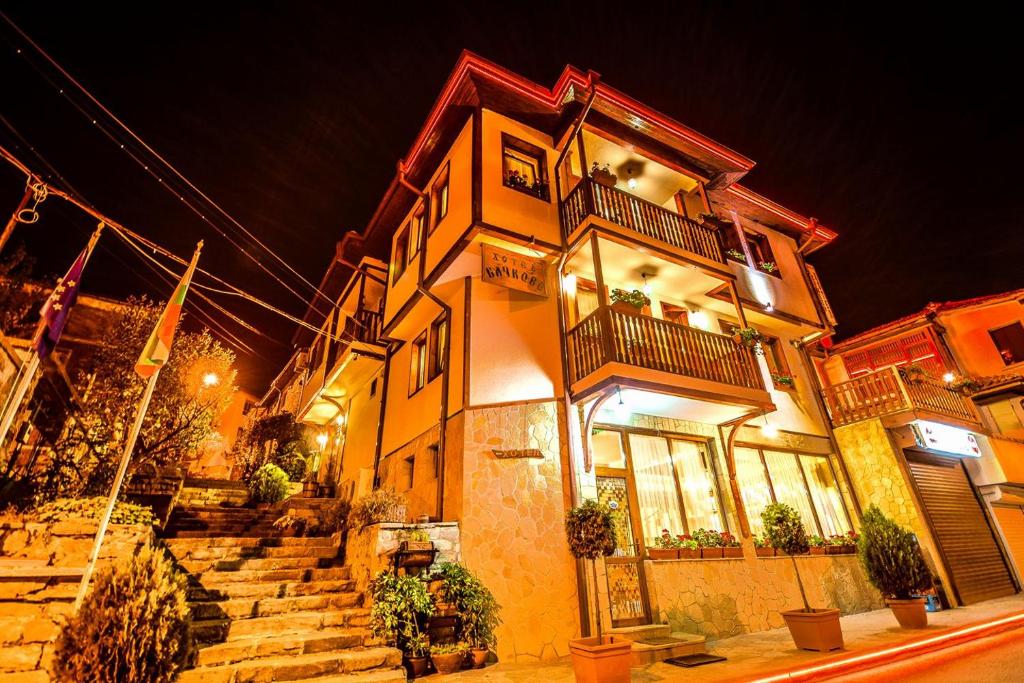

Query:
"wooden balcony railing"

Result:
[[561, 178, 724, 263], [567, 306, 764, 391], [351, 308, 383, 344], [821, 366, 977, 428]]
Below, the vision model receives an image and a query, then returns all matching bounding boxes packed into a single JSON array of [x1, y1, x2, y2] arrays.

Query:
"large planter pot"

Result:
[[755, 547, 776, 558], [611, 301, 642, 316], [468, 647, 488, 669], [403, 656, 430, 678], [591, 169, 618, 187], [700, 547, 724, 559], [781, 608, 844, 651], [431, 651, 466, 675], [568, 636, 632, 683], [887, 598, 928, 629], [648, 548, 678, 560], [301, 481, 318, 498], [723, 546, 743, 559], [678, 547, 700, 560]]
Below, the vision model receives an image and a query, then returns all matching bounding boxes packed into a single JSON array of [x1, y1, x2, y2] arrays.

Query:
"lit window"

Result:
[[502, 134, 549, 200], [392, 226, 409, 283], [431, 164, 449, 232], [428, 316, 447, 381], [409, 206, 425, 260], [409, 332, 427, 394], [720, 225, 781, 277], [990, 323, 1024, 365]]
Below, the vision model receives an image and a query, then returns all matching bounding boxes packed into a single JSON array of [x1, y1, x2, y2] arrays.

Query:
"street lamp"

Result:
[[202, 372, 220, 387], [315, 433, 329, 450]]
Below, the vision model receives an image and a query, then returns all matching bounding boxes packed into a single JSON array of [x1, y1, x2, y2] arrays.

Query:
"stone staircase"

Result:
[[164, 505, 281, 538], [607, 623, 706, 665], [164, 533, 404, 682]]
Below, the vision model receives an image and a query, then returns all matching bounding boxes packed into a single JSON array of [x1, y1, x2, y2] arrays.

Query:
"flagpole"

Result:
[[73, 240, 202, 610]]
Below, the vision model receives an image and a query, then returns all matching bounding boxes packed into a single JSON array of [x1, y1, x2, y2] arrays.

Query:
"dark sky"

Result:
[[1, 3, 1020, 393]]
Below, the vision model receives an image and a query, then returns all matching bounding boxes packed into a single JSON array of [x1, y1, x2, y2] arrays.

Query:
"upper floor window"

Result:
[[721, 227, 781, 277], [392, 225, 410, 283], [409, 332, 428, 395], [761, 334, 795, 390], [428, 316, 448, 381], [990, 322, 1024, 365], [502, 134, 549, 201], [431, 164, 449, 232], [409, 206, 425, 260]]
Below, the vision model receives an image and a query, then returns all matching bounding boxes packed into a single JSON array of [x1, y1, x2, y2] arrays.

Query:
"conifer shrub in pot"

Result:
[[53, 544, 192, 683], [762, 502, 844, 651], [369, 571, 435, 677], [858, 505, 932, 628], [565, 500, 632, 683], [434, 562, 501, 668]]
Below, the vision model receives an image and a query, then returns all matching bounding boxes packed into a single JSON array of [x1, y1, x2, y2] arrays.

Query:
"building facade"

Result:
[[286, 52, 892, 661], [816, 290, 1024, 607]]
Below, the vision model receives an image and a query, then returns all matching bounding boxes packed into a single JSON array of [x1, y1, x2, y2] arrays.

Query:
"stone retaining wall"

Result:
[[0, 519, 155, 681], [346, 521, 461, 594]]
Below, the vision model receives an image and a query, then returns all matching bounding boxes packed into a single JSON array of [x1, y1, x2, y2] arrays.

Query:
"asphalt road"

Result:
[[836, 627, 1024, 682]]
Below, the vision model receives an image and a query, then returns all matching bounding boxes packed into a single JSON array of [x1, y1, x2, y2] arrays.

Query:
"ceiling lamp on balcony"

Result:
[[626, 168, 638, 190], [761, 413, 779, 439], [614, 387, 630, 421], [641, 273, 652, 297]]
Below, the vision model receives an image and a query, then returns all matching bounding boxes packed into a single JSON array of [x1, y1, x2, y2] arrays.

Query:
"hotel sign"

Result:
[[911, 420, 981, 458], [492, 448, 544, 459], [481, 244, 548, 297]]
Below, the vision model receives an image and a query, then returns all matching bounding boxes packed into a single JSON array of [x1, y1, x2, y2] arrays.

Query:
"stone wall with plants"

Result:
[[0, 516, 155, 681], [647, 554, 882, 640], [346, 521, 461, 594]]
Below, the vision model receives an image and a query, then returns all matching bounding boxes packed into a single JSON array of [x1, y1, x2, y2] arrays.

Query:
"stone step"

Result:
[[629, 632, 706, 666], [164, 529, 287, 539], [607, 623, 672, 643], [166, 536, 338, 550], [194, 628, 371, 667], [178, 555, 332, 574], [170, 542, 340, 562], [178, 647, 402, 683], [192, 608, 371, 643], [191, 566, 350, 585], [301, 669, 408, 683], [189, 592, 361, 621], [188, 578, 356, 601]]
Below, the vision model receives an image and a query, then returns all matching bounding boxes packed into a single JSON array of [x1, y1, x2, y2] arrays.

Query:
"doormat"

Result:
[[664, 653, 727, 668]]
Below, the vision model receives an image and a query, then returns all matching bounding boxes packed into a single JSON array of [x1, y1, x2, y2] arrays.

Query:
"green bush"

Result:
[[565, 500, 616, 559], [434, 562, 501, 649], [369, 571, 434, 657], [858, 505, 932, 600], [274, 440, 308, 482], [317, 497, 352, 535], [348, 489, 406, 528], [33, 497, 156, 525], [248, 463, 290, 504], [53, 544, 192, 683]]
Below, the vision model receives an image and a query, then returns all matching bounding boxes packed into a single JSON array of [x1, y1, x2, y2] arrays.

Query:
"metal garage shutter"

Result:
[[905, 450, 1017, 604], [993, 505, 1024, 578]]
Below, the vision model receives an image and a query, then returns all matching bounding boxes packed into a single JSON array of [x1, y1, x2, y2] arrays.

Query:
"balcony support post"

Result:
[[726, 281, 748, 328], [590, 232, 615, 364]]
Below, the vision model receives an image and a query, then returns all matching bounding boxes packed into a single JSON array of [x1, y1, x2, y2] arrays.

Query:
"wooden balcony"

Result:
[[567, 306, 765, 402], [560, 178, 724, 264], [821, 367, 979, 428]]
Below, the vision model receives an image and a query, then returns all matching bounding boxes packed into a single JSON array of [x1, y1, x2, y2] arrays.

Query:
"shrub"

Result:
[[317, 497, 352, 536], [565, 500, 616, 559], [369, 571, 434, 657], [274, 440, 308, 482], [762, 502, 812, 611], [33, 497, 156, 526], [434, 562, 501, 649], [53, 544, 192, 683], [348, 489, 406, 528], [858, 505, 932, 600], [430, 642, 469, 655], [248, 463, 290, 504]]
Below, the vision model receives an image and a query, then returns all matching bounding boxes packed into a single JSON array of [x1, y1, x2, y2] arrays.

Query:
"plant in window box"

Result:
[[763, 503, 843, 651], [650, 529, 680, 560], [754, 534, 776, 557], [897, 363, 930, 385], [677, 534, 700, 559], [590, 162, 617, 187], [721, 531, 744, 558], [947, 375, 982, 395], [505, 169, 528, 190], [731, 327, 764, 354], [772, 373, 796, 389], [693, 528, 724, 558], [758, 260, 778, 274], [725, 248, 747, 263], [808, 534, 827, 555], [609, 288, 650, 314], [531, 180, 550, 201]]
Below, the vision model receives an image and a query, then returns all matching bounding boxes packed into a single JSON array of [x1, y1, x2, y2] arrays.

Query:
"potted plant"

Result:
[[397, 529, 436, 570], [368, 571, 434, 678], [301, 467, 319, 498], [272, 514, 306, 537], [808, 535, 827, 555], [431, 642, 469, 675], [590, 162, 617, 187], [721, 531, 743, 558], [433, 562, 501, 669], [677, 535, 700, 559], [649, 529, 680, 560], [731, 327, 764, 354], [858, 505, 933, 629], [754, 534, 775, 557], [772, 373, 796, 389], [898, 363, 930, 385], [725, 248, 747, 263], [693, 529, 724, 558], [758, 260, 778, 274], [609, 288, 650, 314], [763, 503, 843, 651], [565, 500, 632, 683]]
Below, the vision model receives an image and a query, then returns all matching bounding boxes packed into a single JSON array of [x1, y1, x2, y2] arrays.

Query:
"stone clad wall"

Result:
[[0, 519, 155, 681], [345, 522, 461, 594], [648, 555, 883, 639], [459, 401, 580, 664]]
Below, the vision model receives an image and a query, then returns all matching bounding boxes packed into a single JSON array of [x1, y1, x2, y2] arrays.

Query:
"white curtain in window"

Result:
[[734, 447, 773, 536], [801, 456, 847, 537], [628, 434, 684, 543], [576, 288, 599, 320], [669, 440, 723, 532], [763, 450, 821, 536]]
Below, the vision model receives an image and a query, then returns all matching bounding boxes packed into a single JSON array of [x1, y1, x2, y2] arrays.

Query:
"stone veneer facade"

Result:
[[345, 521, 461, 594]]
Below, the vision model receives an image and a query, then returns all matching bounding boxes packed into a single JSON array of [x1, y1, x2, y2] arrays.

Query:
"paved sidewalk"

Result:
[[444, 594, 1024, 681]]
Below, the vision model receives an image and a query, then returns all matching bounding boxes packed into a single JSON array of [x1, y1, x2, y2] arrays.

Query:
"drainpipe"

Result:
[[397, 164, 453, 522]]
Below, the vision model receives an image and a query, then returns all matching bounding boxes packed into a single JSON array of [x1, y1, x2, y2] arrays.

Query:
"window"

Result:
[[431, 164, 449, 232], [734, 446, 850, 538], [761, 334, 794, 390], [720, 226, 781, 277], [660, 302, 689, 326], [428, 443, 440, 479], [392, 225, 409, 283], [408, 206, 425, 260], [370, 378, 378, 398], [572, 278, 600, 324], [501, 134, 549, 200], [990, 322, 1024, 365], [428, 316, 447, 381], [402, 455, 415, 490], [409, 332, 427, 395]]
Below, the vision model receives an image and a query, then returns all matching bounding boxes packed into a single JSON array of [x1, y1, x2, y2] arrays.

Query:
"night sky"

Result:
[[1, 3, 1020, 393]]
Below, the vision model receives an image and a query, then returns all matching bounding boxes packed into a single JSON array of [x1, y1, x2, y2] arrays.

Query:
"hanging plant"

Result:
[[732, 327, 764, 354], [610, 288, 650, 310]]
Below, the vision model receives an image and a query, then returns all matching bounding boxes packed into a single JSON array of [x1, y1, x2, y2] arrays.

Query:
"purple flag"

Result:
[[32, 248, 88, 359]]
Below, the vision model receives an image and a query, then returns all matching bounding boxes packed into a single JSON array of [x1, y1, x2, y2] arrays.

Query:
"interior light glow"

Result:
[[315, 433, 329, 449], [942, 372, 956, 383], [689, 309, 710, 331], [627, 177, 638, 190], [762, 415, 779, 439], [563, 272, 577, 296]]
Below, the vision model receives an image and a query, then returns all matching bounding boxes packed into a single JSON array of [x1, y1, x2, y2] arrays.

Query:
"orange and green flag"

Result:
[[135, 247, 201, 378]]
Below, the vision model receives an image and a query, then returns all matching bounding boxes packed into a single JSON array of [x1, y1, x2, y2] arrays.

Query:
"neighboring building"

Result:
[[281, 51, 890, 660], [816, 289, 1024, 607]]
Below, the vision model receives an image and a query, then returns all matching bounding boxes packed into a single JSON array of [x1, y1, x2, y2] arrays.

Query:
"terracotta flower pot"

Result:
[[781, 608, 843, 651], [431, 651, 466, 675], [678, 547, 700, 559], [403, 655, 429, 678], [568, 636, 632, 683], [723, 546, 744, 559], [648, 548, 678, 560], [700, 547, 724, 559], [887, 597, 928, 629], [826, 545, 845, 555], [809, 546, 826, 555], [611, 300, 641, 315], [468, 647, 488, 669], [755, 547, 775, 557]]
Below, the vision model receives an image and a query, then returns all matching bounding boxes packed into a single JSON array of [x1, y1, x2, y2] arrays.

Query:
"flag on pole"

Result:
[[31, 225, 103, 359], [135, 249, 200, 378]]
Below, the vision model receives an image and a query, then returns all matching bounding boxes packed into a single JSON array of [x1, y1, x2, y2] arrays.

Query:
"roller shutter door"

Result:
[[992, 505, 1024, 578], [905, 450, 1016, 604]]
